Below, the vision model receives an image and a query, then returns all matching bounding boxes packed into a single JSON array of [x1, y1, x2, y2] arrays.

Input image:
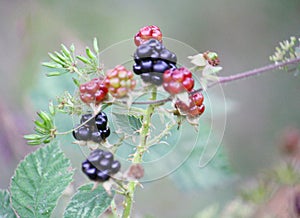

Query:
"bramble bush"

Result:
[[1, 26, 300, 218]]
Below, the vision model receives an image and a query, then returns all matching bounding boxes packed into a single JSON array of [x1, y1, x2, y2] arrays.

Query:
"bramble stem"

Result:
[[124, 57, 300, 105], [191, 56, 300, 94], [121, 86, 157, 218]]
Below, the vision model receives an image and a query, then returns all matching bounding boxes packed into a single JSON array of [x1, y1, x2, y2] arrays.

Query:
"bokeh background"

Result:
[[1, 0, 300, 217]]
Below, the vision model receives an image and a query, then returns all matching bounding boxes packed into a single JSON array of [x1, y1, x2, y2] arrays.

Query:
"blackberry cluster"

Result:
[[72, 112, 110, 143], [82, 149, 121, 182], [133, 39, 177, 85]]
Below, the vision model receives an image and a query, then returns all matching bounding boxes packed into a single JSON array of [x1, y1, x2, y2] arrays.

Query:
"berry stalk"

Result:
[[122, 86, 157, 218]]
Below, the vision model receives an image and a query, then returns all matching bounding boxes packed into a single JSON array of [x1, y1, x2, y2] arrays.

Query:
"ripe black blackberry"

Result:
[[82, 149, 121, 182], [133, 39, 177, 85], [72, 111, 110, 143]]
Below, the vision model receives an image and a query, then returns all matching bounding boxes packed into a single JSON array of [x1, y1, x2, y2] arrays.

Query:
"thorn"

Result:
[[91, 182, 99, 191]]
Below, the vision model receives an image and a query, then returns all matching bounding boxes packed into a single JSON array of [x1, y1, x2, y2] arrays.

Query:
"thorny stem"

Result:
[[191, 56, 300, 94], [122, 86, 157, 218], [124, 57, 300, 105]]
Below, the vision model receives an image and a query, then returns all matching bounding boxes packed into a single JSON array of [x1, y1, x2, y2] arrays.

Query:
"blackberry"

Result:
[[72, 111, 110, 143], [95, 112, 108, 130], [82, 149, 121, 182], [133, 39, 177, 85], [73, 125, 91, 141]]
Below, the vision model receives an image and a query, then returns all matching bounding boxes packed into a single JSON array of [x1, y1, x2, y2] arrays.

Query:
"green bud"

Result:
[[48, 53, 65, 66], [42, 62, 60, 68], [34, 126, 49, 135], [43, 136, 52, 144], [37, 111, 53, 129], [207, 52, 218, 60], [61, 44, 73, 62], [86, 47, 96, 60], [34, 120, 46, 128], [46, 72, 64, 77], [76, 55, 91, 64], [24, 134, 44, 140], [72, 77, 81, 87], [27, 140, 43, 146], [70, 44, 75, 53], [48, 101, 56, 116], [55, 51, 67, 62], [93, 37, 99, 54]]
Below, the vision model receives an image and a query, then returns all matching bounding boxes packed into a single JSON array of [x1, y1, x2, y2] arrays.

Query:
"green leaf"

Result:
[[0, 189, 17, 218], [128, 115, 142, 132], [10, 142, 73, 218], [112, 113, 142, 135], [169, 124, 235, 190], [63, 183, 113, 218]]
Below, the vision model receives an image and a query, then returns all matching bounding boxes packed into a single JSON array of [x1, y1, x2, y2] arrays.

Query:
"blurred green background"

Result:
[[1, 0, 300, 217]]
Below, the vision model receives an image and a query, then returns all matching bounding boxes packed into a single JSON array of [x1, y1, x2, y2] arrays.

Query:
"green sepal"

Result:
[[48, 53, 66, 66], [76, 55, 91, 64], [27, 139, 43, 146], [23, 134, 44, 140], [54, 51, 67, 62], [61, 44, 73, 62], [34, 126, 49, 135], [93, 37, 99, 54], [34, 120, 46, 129], [42, 62, 61, 68], [86, 47, 96, 60], [48, 101, 56, 116], [46, 71, 67, 77], [72, 77, 81, 87]]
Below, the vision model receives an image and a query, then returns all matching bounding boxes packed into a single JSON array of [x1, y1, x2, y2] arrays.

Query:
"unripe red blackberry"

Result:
[[134, 25, 162, 46], [79, 78, 108, 104], [82, 149, 121, 182], [104, 65, 136, 98], [163, 67, 194, 94]]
